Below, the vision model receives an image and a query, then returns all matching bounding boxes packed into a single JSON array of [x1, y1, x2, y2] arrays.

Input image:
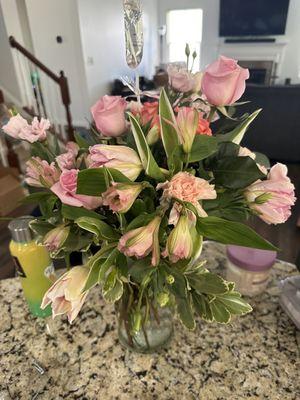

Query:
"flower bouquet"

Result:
[[2, 55, 295, 353]]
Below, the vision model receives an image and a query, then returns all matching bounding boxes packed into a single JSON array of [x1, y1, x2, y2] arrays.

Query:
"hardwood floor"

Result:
[[0, 164, 299, 279]]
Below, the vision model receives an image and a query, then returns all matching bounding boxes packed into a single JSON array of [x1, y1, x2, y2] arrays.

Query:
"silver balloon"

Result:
[[123, 0, 144, 69]]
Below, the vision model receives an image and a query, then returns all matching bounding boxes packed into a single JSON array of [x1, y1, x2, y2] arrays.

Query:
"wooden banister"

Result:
[[9, 36, 74, 141]]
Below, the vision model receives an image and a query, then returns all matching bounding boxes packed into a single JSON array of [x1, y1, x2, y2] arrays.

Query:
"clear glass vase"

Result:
[[117, 299, 174, 353]]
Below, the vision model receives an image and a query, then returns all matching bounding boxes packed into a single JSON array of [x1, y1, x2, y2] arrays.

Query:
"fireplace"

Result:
[[239, 60, 275, 85]]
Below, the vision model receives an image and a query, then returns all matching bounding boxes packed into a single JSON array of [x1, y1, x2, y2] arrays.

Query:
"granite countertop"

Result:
[[0, 243, 299, 400]]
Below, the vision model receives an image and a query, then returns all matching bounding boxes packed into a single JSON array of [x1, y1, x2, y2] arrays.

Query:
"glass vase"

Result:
[[116, 296, 174, 353]]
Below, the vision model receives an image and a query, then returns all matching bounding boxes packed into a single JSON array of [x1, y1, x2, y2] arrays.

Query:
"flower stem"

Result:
[[208, 107, 216, 122]]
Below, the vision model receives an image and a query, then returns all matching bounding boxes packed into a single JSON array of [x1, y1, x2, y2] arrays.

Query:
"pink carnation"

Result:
[[158, 172, 216, 222], [245, 163, 296, 224]]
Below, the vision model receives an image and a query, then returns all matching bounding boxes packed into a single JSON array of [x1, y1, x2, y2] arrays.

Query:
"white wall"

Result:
[[77, 0, 158, 106], [25, 0, 90, 126], [279, 0, 300, 84], [157, 0, 219, 70], [0, 0, 26, 105], [158, 0, 300, 83]]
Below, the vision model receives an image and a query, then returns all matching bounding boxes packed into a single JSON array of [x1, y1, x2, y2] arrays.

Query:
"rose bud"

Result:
[[201, 56, 249, 106], [91, 95, 127, 137]]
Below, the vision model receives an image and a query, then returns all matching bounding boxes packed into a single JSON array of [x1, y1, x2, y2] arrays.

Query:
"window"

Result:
[[166, 9, 203, 71]]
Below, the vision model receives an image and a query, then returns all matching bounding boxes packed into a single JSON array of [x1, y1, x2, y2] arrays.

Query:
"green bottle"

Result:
[[8, 217, 55, 318]]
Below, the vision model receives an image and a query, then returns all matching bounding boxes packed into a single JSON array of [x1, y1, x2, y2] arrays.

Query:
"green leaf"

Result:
[[39, 195, 57, 218], [21, 191, 53, 204], [106, 167, 131, 183], [129, 259, 153, 284], [103, 273, 123, 303], [128, 113, 165, 181], [125, 213, 155, 231], [159, 88, 182, 173], [254, 152, 270, 169], [77, 168, 108, 195], [61, 204, 103, 220], [192, 292, 213, 322], [74, 132, 91, 148], [187, 271, 228, 295], [212, 156, 265, 189], [29, 220, 55, 236], [189, 135, 218, 163], [196, 216, 278, 251], [176, 296, 195, 330], [98, 248, 120, 281], [163, 265, 187, 298], [209, 299, 231, 323], [31, 142, 54, 162], [83, 244, 117, 291], [217, 290, 252, 315], [216, 109, 261, 144], [75, 216, 119, 241]]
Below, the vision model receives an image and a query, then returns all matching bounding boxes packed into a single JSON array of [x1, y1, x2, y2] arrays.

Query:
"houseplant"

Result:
[[2, 55, 295, 353]]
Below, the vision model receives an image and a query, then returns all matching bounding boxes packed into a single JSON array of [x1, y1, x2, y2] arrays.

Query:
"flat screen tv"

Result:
[[219, 0, 290, 37]]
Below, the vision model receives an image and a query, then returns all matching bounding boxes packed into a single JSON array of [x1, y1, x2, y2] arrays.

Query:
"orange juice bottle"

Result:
[[8, 217, 55, 318]]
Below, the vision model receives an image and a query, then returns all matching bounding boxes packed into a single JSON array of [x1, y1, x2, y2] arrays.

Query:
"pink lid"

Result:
[[226, 245, 277, 272]]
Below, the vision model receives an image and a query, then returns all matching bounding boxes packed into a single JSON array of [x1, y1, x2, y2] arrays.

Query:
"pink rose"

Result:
[[102, 182, 143, 213], [2, 114, 29, 139], [167, 65, 202, 93], [244, 163, 296, 224], [88, 144, 142, 181], [41, 266, 90, 323], [25, 156, 60, 188], [91, 95, 127, 137], [51, 169, 102, 209], [118, 216, 161, 266], [201, 56, 249, 106]]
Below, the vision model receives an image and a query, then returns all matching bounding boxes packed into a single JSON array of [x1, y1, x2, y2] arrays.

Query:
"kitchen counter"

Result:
[[0, 243, 299, 400]]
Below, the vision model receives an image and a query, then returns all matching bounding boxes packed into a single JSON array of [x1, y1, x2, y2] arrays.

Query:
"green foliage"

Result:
[[128, 113, 165, 181], [75, 216, 119, 242], [31, 142, 55, 162], [254, 152, 270, 169], [189, 135, 218, 163], [203, 191, 249, 222], [216, 109, 261, 144], [196, 216, 278, 250], [159, 88, 182, 174], [61, 204, 103, 220], [76, 167, 130, 196], [212, 156, 265, 189]]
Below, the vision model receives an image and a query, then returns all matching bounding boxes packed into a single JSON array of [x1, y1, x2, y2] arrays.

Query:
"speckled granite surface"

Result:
[[0, 242, 299, 400]]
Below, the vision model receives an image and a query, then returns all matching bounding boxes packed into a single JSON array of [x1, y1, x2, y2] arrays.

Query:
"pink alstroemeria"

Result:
[[244, 163, 296, 224], [102, 182, 144, 213], [2, 114, 29, 139], [118, 216, 161, 266], [25, 156, 60, 188], [43, 225, 70, 254], [176, 107, 199, 153], [166, 214, 193, 263], [88, 144, 142, 181], [41, 266, 90, 323]]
